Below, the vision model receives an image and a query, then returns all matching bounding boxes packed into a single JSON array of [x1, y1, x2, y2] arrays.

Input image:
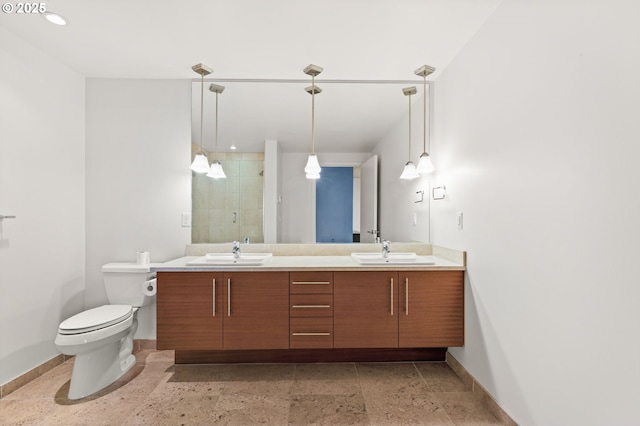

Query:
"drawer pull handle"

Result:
[[390, 277, 394, 316], [292, 332, 331, 336], [212, 278, 216, 317], [292, 305, 331, 309], [291, 281, 331, 285], [227, 278, 231, 317], [405, 277, 409, 315]]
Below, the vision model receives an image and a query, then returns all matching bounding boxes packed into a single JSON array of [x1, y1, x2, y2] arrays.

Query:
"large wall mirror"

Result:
[[191, 78, 429, 244]]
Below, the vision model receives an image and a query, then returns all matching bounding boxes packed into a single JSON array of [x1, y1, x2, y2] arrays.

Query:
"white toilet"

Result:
[[55, 263, 157, 400]]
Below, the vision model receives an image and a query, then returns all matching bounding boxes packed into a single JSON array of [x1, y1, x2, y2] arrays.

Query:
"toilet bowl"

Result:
[[55, 263, 156, 400]]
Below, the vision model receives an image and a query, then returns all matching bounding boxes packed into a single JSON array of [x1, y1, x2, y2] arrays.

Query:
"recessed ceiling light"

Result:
[[43, 12, 67, 26], [230, 143, 237, 150]]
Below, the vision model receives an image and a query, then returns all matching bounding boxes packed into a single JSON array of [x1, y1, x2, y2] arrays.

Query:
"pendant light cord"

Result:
[[408, 92, 412, 160], [422, 74, 427, 155], [311, 73, 316, 154], [215, 91, 219, 156], [199, 72, 204, 155]]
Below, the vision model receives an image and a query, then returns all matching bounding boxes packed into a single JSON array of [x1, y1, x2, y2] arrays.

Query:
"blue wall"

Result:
[[316, 167, 353, 243]]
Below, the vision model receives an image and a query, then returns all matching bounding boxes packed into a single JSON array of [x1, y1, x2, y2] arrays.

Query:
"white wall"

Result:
[[431, 1, 640, 424], [85, 79, 192, 338], [280, 152, 369, 243], [0, 27, 85, 386]]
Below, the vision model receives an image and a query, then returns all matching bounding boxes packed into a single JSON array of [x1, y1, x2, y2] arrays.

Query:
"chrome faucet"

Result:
[[382, 240, 391, 258], [232, 241, 241, 259]]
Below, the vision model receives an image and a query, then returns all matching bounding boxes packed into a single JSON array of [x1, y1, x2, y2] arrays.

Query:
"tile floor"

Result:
[[0, 350, 507, 425]]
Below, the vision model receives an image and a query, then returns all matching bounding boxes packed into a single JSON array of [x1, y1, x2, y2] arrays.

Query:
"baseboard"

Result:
[[446, 352, 518, 425], [0, 339, 156, 400], [0, 354, 68, 399]]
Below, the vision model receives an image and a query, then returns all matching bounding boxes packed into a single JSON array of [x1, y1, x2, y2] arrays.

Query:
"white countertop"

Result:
[[151, 255, 465, 272]]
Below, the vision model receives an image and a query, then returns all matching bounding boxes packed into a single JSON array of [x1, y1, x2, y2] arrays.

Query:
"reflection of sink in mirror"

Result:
[[351, 252, 436, 265], [187, 253, 273, 266]]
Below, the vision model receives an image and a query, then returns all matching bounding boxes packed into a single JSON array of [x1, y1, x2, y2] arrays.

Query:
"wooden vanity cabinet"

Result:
[[224, 272, 289, 350], [334, 271, 399, 348], [156, 272, 223, 350], [399, 271, 464, 347], [157, 268, 464, 360], [334, 270, 465, 349], [156, 271, 289, 351]]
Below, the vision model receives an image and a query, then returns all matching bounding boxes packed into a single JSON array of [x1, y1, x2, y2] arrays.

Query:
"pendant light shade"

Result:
[[305, 153, 321, 179], [304, 64, 323, 180], [206, 83, 227, 179], [400, 86, 419, 180], [400, 161, 419, 180], [417, 153, 435, 174], [190, 63, 212, 174], [191, 153, 211, 174], [415, 64, 436, 175], [207, 160, 227, 179]]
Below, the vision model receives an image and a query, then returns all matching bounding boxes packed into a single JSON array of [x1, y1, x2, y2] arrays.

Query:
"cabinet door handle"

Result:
[[390, 278, 394, 316], [291, 281, 330, 285], [291, 305, 331, 309], [212, 278, 216, 317], [405, 277, 409, 315], [227, 278, 231, 317], [292, 332, 331, 336]]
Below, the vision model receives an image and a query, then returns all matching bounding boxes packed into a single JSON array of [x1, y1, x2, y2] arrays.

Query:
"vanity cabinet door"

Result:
[[334, 271, 399, 348], [156, 272, 223, 350], [223, 272, 289, 350], [399, 271, 464, 348]]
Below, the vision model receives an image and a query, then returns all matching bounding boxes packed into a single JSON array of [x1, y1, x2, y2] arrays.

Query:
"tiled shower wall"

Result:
[[192, 146, 264, 243]]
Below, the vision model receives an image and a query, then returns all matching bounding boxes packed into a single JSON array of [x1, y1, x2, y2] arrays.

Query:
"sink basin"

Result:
[[187, 253, 273, 266], [351, 252, 435, 265]]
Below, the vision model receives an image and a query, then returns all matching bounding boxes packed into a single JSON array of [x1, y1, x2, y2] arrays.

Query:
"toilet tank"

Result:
[[102, 263, 157, 307]]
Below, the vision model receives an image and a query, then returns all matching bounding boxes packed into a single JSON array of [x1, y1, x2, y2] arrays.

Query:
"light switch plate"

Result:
[[457, 212, 463, 230], [181, 213, 192, 227]]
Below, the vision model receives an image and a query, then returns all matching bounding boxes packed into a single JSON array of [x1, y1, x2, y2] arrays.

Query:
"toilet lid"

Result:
[[58, 305, 133, 335]]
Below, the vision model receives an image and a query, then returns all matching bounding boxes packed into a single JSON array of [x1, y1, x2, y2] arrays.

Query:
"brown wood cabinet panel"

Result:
[[334, 271, 399, 348], [290, 271, 333, 294], [290, 317, 334, 349], [399, 271, 464, 347], [156, 272, 223, 350], [290, 294, 333, 317], [223, 272, 290, 350]]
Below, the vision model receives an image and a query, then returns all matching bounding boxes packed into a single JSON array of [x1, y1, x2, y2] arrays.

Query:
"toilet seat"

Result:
[[58, 305, 133, 335]]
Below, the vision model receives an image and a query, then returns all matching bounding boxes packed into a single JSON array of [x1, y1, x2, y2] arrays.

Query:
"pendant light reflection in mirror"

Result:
[[190, 63, 212, 174], [400, 86, 419, 180], [304, 64, 323, 179], [206, 83, 227, 179], [415, 64, 436, 175]]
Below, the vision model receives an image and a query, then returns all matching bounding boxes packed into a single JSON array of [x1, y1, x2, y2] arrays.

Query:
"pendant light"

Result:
[[400, 86, 419, 180], [303, 64, 323, 179], [206, 83, 227, 179], [190, 63, 212, 174], [415, 64, 436, 175]]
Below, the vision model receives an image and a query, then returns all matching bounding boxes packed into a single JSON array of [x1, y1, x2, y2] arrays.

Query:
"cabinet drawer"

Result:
[[290, 294, 333, 317], [290, 272, 333, 294], [290, 317, 333, 349]]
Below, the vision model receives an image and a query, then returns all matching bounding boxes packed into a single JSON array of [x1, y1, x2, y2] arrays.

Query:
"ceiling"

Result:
[[0, 0, 502, 153]]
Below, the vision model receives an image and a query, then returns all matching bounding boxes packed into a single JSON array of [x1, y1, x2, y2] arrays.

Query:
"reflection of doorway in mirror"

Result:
[[316, 167, 354, 243], [313, 155, 378, 244], [191, 145, 264, 243]]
